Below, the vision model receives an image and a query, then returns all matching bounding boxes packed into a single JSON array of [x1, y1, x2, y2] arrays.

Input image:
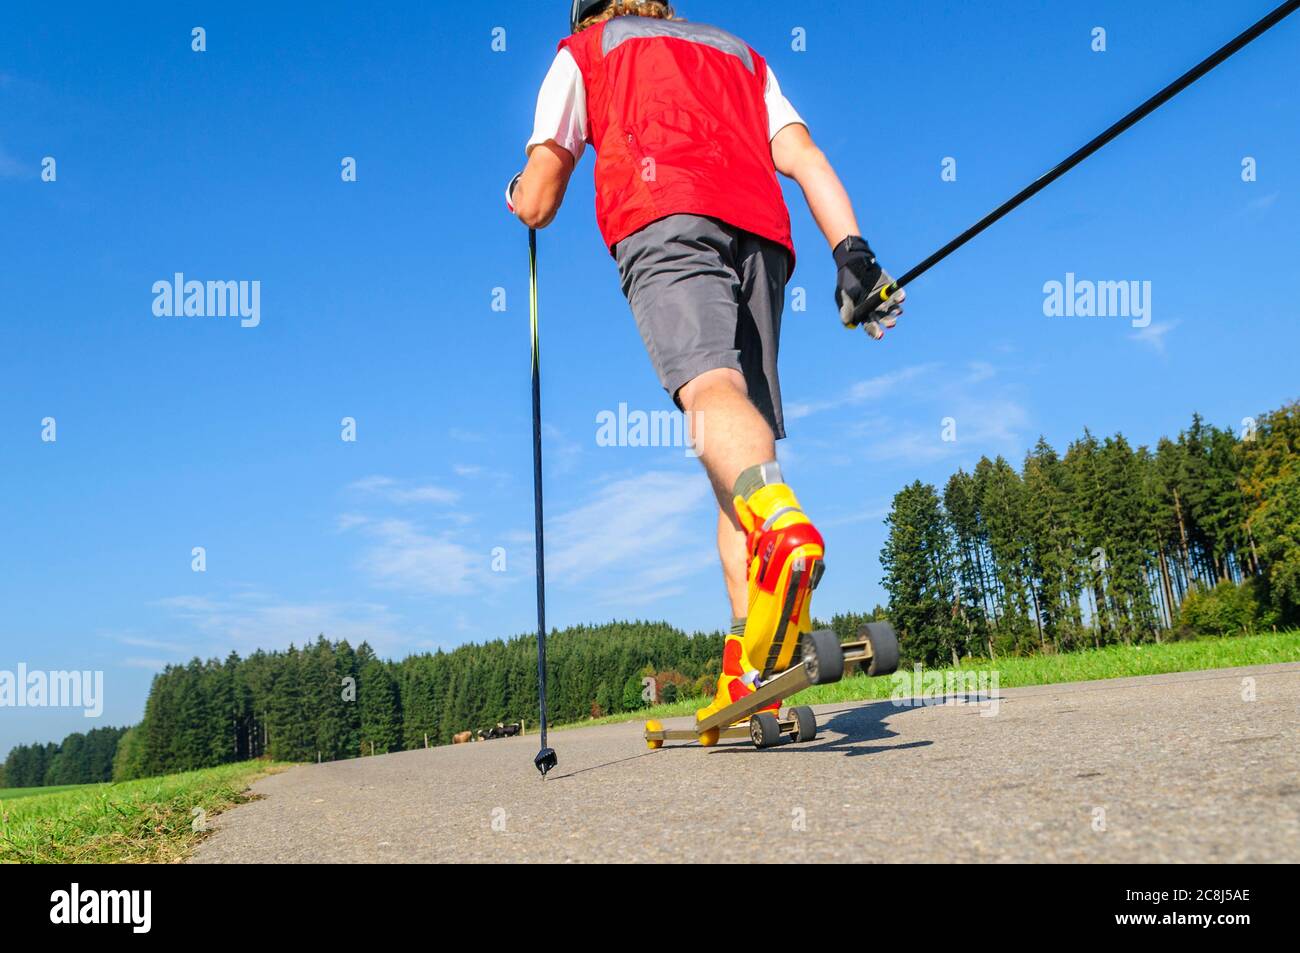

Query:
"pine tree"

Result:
[[305, 636, 349, 761], [1064, 431, 1111, 645], [943, 471, 991, 657], [266, 646, 314, 762], [1022, 438, 1082, 649], [358, 655, 402, 754], [980, 457, 1038, 652], [333, 641, 362, 755], [881, 481, 959, 665], [112, 726, 147, 781], [1240, 402, 1300, 621]]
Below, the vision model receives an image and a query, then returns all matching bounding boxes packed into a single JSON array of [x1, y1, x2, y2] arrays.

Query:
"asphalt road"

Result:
[[191, 662, 1300, 863]]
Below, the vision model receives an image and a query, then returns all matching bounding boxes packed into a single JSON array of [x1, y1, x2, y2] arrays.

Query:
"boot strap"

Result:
[[761, 506, 803, 531]]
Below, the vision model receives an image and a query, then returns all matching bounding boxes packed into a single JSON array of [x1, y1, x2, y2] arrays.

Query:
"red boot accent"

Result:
[[751, 522, 825, 594], [721, 638, 745, 677], [727, 677, 753, 703]]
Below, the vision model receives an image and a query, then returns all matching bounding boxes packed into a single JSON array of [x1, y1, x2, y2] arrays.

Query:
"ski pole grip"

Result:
[[855, 281, 900, 324]]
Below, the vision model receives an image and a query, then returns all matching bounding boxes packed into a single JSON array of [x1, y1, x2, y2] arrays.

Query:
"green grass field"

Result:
[[0, 760, 287, 864], [0, 783, 90, 802], [571, 628, 1300, 729]]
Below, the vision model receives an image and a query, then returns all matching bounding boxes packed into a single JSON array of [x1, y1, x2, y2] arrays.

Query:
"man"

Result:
[[507, 0, 904, 726]]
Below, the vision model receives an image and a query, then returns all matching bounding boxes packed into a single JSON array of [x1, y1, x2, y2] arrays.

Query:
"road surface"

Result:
[[192, 662, 1300, 863]]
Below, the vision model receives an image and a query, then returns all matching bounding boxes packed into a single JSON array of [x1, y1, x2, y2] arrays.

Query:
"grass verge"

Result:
[[565, 629, 1300, 730], [0, 784, 89, 802], [0, 759, 289, 864]]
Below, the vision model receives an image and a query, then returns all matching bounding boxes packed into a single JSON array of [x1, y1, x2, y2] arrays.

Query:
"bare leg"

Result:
[[677, 367, 776, 618], [716, 507, 748, 617]]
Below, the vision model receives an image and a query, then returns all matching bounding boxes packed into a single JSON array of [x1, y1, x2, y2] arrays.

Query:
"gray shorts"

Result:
[[614, 214, 791, 439]]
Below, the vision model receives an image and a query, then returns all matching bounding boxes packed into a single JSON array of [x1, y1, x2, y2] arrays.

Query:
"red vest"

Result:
[[559, 18, 794, 265]]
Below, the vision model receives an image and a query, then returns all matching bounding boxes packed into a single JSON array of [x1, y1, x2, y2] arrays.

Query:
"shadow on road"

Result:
[[546, 698, 949, 778], [710, 700, 932, 757], [544, 750, 659, 781]]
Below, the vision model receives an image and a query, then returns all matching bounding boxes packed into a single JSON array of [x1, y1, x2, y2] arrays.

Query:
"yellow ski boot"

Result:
[[696, 463, 825, 726], [695, 631, 765, 724]]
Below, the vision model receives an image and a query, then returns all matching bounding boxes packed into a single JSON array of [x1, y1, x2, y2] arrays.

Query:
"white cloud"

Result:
[[336, 512, 369, 531], [453, 462, 513, 487], [819, 503, 892, 528], [148, 593, 412, 656], [349, 475, 395, 492], [1130, 320, 1177, 354], [1245, 190, 1279, 211], [861, 395, 1029, 465], [153, 594, 218, 613], [546, 471, 714, 598], [393, 485, 460, 504], [345, 516, 486, 597], [792, 362, 1029, 467], [118, 635, 192, 655], [542, 422, 584, 476], [348, 475, 459, 505], [785, 364, 937, 420], [449, 427, 488, 443]]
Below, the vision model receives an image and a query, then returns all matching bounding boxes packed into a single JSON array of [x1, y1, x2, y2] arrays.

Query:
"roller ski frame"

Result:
[[644, 622, 900, 750]]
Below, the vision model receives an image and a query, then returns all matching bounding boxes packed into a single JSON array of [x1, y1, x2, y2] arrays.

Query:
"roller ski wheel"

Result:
[[802, 629, 845, 685], [644, 719, 664, 749], [858, 621, 900, 676], [749, 711, 782, 749], [791, 705, 817, 743]]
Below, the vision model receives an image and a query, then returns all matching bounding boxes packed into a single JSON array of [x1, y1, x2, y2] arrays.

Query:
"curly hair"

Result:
[[575, 1, 677, 33]]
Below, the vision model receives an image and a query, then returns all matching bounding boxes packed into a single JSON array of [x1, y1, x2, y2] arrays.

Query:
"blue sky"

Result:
[[2, 0, 1297, 752]]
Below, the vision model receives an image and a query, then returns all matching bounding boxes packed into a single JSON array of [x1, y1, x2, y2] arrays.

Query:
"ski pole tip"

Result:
[[534, 747, 557, 777]]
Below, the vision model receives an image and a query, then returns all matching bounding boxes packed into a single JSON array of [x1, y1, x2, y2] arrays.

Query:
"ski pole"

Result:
[[863, 0, 1300, 311], [529, 226, 558, 779]]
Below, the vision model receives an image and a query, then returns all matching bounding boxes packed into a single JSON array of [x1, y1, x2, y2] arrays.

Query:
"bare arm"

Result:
[[771, 123, 860, 250], [773, 123, 904, 334], [513, 141, 576, 229]]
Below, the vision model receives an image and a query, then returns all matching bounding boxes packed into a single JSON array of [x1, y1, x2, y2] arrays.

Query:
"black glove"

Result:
[[833, 235, 904, 340]]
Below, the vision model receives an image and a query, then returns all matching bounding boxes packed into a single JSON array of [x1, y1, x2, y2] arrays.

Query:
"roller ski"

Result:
[[644, 468, 900, 750]]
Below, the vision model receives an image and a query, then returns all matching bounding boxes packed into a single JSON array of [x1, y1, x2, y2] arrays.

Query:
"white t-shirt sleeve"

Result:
[[527, 49, 588, 162], [764, 65, 806, 140]]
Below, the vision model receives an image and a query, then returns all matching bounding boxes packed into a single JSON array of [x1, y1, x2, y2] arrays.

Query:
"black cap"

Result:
[[571, 0, 612, 32]]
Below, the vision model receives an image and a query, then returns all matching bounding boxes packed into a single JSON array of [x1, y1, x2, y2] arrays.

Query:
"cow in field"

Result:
[[452, 730, 473, 744], [479, 722, 524, 740]]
